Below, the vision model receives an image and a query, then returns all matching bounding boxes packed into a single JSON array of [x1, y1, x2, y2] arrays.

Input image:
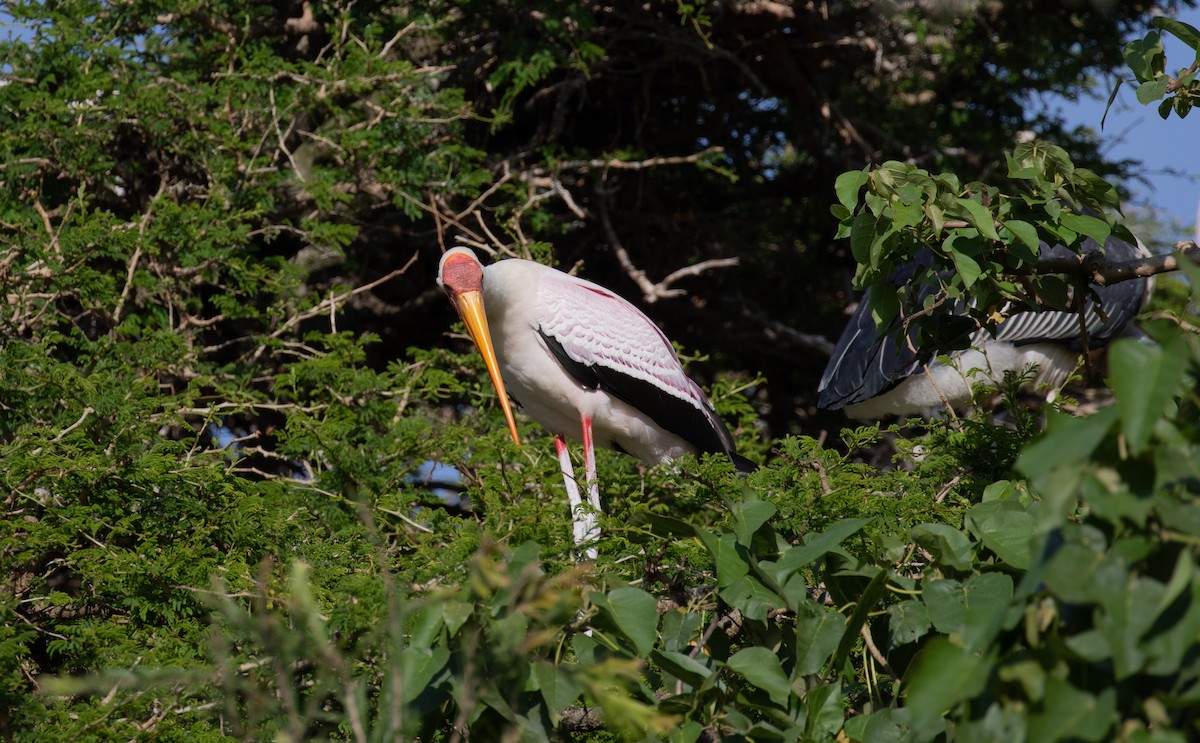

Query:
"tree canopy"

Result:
[[2, 0, 1200, 740]]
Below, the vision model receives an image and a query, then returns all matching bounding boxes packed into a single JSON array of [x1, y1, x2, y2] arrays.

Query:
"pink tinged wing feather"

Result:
[[535, 273, 712, 411]]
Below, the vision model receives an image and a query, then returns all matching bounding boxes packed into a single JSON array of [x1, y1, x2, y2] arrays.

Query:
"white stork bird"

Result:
[[437, 247, 750, 558], [818, 233, 1152, 420]]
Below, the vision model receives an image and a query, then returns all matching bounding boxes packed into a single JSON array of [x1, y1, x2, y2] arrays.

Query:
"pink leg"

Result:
[[555, 435, 597, 559], [579, 415, 602, 514]]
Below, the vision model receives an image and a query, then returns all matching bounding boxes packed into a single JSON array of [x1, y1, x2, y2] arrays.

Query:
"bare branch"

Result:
[[251, 254, 418, 360], [536, 146, 726, 176], [1031, 239, 1200, 286]]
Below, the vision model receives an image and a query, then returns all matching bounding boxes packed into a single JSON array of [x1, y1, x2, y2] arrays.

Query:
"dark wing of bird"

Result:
[[817, 258, 945, 410]]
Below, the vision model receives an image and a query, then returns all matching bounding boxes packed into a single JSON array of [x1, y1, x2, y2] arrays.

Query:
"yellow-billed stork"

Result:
[[437, 247, 750, 558], [818, 233, 1152, 419]]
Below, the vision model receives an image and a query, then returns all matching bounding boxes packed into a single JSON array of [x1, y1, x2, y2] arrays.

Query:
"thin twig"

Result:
[[860, 624, 899, 681], [52, 407, 93, 442]]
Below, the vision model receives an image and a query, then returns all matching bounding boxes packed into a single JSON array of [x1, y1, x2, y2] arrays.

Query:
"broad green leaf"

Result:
[[727, 647, 792, 707], [1001, 218, 1041, 258], [923, 573, 1013, 652], [721, 574, 782, 621], [774, 517, 873, 580], [1027, 679, 1116, 742], [442, 600, 474, 637], [1152, 16, 1200, 51], [903, 638, 993, 732], [1018, 405, 1119, 482], [410, 604, 446, 647], [1136, 76, 1171, 105], [696, 530, 750, 588], [532, 661, 583, 714], [954, 197, 1000, 240], [603, 587, 660, 656], [965, 500, 1035, 569], [868, 282, 900, 328], [1109, 335, 1187, 454], [949, 246, 983, 289], [793, 606, 845, 675], [400, 646, 451, 703], [1060, 212, 1110, 246], [1043, 541, 1120, 605], [733, 500, 777, 547], [893, 201, 923, 229], [850, 211, 877, 264], [887, 599, 931, 646], [835, 168, 869, 210], [842, 708, 910, 743], [911, 523, 974, 571], [651, 649, 717, 687], [804, 680, 844, 738], [668, 721, 706, 743], [1098, 575, 1166, 679], [1124, 31, 1165, 82]]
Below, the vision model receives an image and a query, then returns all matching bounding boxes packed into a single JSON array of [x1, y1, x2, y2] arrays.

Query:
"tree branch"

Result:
[[1031, 239, 1200, 286]]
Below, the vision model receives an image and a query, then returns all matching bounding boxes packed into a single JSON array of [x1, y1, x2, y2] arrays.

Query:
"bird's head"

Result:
[[437, 247, 521, 446]]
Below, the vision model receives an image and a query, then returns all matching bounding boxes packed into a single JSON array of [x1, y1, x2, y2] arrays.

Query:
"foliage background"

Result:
[[1, 0, 1199, 740]]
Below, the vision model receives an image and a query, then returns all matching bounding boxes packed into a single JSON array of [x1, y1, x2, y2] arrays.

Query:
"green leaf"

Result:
[[804, 680, 844, 738], [1001, 219, 1041, 258], [1136, 76, 1171, 105], [904, 638, 993, 734], [793, 605, 846, 674], [965, 500, 1035, 569], [400, 646, 451, 703], [911, 523, 975, 571], [442, 600, 474, 637], [949, 246, 983, 290], [602, 587, 660, 656], [1151, 16, 1200, 52], [775, 517, 872, 580], [923, 573, 1014, 652], [835, 168, 869, 210], [733, 500, 777, 547], [727, 647, 792, 707], [954, 197, 1000, 240], [1018, 406, 1119, 483], [1098, 574, 1166, 679], [652, 650, 717, 687], [721, 575, 783, 622], [850, 211, 877, 264], [696, 530, 750, 588], [868, 282, 900, 328], [532, 661, 584, 714], [1059, 212, 1111, 246], [887, 599, 932, 646], [1124, 31, 1165, 83], [1109, 335, 1187, 454], [1027, 679, 1116, 742]]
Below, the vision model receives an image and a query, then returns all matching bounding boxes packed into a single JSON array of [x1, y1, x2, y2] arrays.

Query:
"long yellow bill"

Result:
[[454, 289, 521, 446]]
